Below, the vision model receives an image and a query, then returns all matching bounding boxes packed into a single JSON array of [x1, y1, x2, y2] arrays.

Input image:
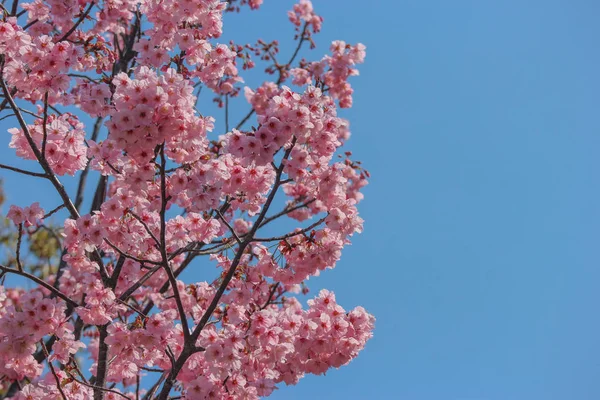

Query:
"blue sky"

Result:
[[2, 1, 600, 399]]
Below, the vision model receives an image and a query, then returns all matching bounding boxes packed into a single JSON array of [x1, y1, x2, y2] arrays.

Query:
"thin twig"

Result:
[[261, 282, 280, 310], [216, 210, 241, 244], [0, 163, 47, 178], [118, 264, 163, 301], [58, 2, 95, 42], [259, 199, 315, 228], [70, 355, 89, 383], [65, 370, 132, 400], [0, 264, 80, 307], [43, 204, 65, 219], [104, 239, 161, 266], [234, 23, 309, 131], [128, 211, 161, 248], [253, 216, 326, 242]]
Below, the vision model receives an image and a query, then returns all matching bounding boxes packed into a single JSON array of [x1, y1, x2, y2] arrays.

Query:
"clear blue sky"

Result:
[[2, 1, 600, 399]]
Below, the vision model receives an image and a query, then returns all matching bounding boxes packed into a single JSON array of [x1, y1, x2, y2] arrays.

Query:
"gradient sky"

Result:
[[1, 1, 600, 399]]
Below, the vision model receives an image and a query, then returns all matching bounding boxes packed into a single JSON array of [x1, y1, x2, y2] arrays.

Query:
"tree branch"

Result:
[[75, 116, 104, 211], [0, 264, 80, 307], [93, 324, 109, 400], [0, 163, 47, 178], [253, 216, 326, 242], [158, 144, 190, 341], [58, 2, 95, 42]]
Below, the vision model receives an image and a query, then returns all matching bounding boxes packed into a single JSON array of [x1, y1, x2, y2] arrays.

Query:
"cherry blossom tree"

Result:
[[0, 0, 374, 398]]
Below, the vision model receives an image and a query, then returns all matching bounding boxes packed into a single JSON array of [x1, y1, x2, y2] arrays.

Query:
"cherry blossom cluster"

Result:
[[176, 290, 374, 398], [6, 203, 45, 228], [101, 66, 212, 165], [290, 40, 367, 108], [8, 373, 95, 400], [288, 0, 322, 34], [0, 0, 374, 398], [70, 80, 112, 117], [0, 290, 84, 381], [8, 112, 87, 176], [1, 28, 77, 103]]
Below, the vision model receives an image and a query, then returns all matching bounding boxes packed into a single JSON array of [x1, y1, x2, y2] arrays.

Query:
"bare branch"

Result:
[[15, 224, 23, 272], [0, 163, 47, 178], [41, 91, 49, 157], [43, 204, 65, 219]]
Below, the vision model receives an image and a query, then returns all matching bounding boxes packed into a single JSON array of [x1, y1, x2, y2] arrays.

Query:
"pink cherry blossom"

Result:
[[0, 0, 373, 398]]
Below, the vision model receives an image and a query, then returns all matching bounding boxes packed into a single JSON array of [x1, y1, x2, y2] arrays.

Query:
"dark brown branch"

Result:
[[0, 264, 80, 307], [93, 324, 109, 400], [105, 238, 161, 266], [41, 91, 49, 157], [234, 109, 255, 131], [0, 86, 17, 114], [10, 0, 18, 16], [118, 264, 163, 301], [128, 211, 161, 248], [15, 223, 23, 271], [43, 204, 65, 219], [216, 210, 241, 244], [22, 18, 38, 30], [66, 370, 132, 400], [253, 216, 326, 242], [158, 144, 190, 340], [109, 255, 126, 289], [0, 71, 92, 226], [259, 198, 315, 228], [69, 73, 99, 83], [75, 116, 104, 211], [286, 23, 309, 71], [261, 282, 280, 310], [142, 373, 167, 400], [140, 249, 200, 316], [0, 163, 47, 178], [70, 355, 89, 383]]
